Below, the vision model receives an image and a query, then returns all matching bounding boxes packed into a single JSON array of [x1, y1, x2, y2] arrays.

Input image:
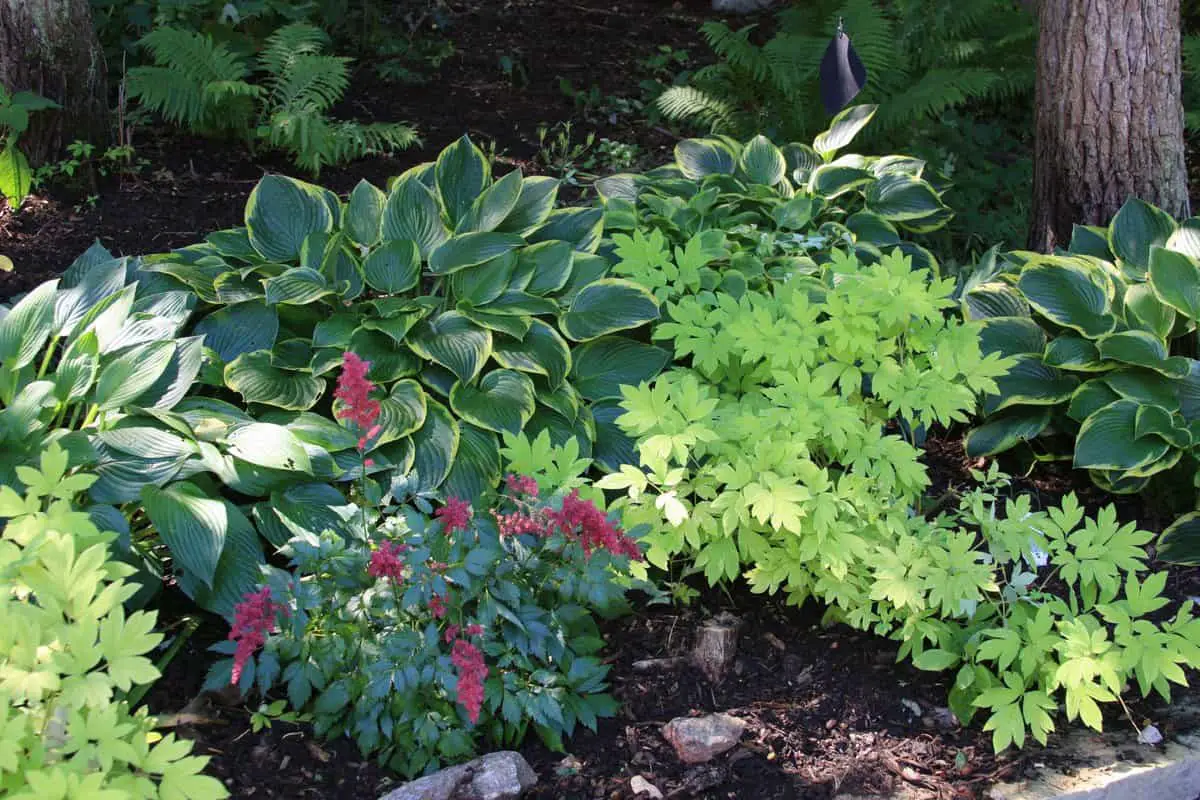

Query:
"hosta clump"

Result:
[[597, 248, 1011, 600], [596, 105, 953, 304], [205, 479, 643, 777], [959, 198, 1200, 562], [0, 244, 337, 616], [886, 466, 1200, 752], [153, 135, 668, 503]]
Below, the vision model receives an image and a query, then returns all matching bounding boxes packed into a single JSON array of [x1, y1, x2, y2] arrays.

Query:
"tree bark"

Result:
[[1029, 0, 1189, 252], [0, 0, 108, 167]]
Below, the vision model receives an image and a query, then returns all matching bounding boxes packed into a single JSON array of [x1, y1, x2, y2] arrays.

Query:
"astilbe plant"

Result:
[[205, 470, 642, 777]]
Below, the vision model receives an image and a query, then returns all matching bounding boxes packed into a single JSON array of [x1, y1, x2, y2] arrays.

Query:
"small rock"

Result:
[[1138, 724, 1164, 745], [377, 752, 536, 800], [662, 713, 747, 764], [629, 775, 664, 799], [825, 719, 837, 731], [923, 706, 959, 732], [900, 698, 923, 718]]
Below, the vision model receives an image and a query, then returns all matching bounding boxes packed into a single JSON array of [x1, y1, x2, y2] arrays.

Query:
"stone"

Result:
[[377, 751, 536, 800], [662, 713, 747, 764], [630, 775, 664, 799], [711, 0, 776, 13]]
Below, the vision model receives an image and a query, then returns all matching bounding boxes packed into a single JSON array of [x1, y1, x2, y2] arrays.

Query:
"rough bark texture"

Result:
[[0, 0, 108, 167], [1030, 0, 1189, 251], [690, 612, 740, 684]]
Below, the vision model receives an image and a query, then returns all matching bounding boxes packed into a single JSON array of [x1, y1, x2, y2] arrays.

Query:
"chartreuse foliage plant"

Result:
[[205, 469, 643, 778], [155, 135, 665, 504], [596, 247, 1012, 587], [596, 105, 954, 301], [958, 198, 1200, 563], [0, 442, 228, 799], [0, 243, 344, 617], [0, 87, 59, 210]]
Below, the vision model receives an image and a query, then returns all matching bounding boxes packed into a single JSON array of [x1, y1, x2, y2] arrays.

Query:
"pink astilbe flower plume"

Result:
[[334, 352, 381, 451], [435, 497, 472, 535], [451, 638, 488, 724], [229, 587, 289, 684]]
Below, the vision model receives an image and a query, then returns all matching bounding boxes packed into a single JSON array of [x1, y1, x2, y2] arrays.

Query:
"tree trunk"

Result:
[[1029, 0, 1190, 252], [0, 0, 108, 167]]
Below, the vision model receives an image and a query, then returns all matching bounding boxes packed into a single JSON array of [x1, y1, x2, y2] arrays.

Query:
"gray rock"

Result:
[[661, 713, 747, 764], [378, 751, 536, 800], [712, 0, 776, 13]]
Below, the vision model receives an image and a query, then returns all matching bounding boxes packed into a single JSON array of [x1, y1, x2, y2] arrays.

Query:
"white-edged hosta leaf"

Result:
[[1148, 245, 1200, 319], [1069, 225, 1113, 259], [449, 250, 519, 306], [1074, 399, 1170, 471], [450, 369, 536, 435], [1134, 404, 1191, 449], [1109, 197, 1177, 276], [738, 135, 786, 185], [1044, 336, 1107, 371], [559, 279, 658, 341], [264, 267, 335, 305], [963, 281, 1029, 321], [983, 356, 1079, 415], [1125, 281, 1176, 339], [977, 317, 1046, 358], [1166, 218, 1200, 259], [442, 423, 500, 501], [965, 408, 1053, 457], [510, 240, 574, 295], [429, 232, 525, 275], [1105, 368, 1180, 410], [491, 319, 571, 389], [193, 300, 279, 363], [225, 422, 312, 472], [458, 305, 532, 339], [348, 329, 420, 382], [1097, 330, 1168, 367], [367, 379, 428, 447], [1157, 512, 1200, 565], [224, 350, 325, 410], [1067, 380, 1122, 422], [570, 336, 670, 401], [1017, 259, 1116, 337], [865, 173, 946, 221], [382, 175, 449, 259], [345, 179, 386, 247], [813, 104, 877, 157], [810, 164, 872, 198], [455, 168, 522, 234], [362, 239, 421, 294], [674, 138, 736, 180], [245, 175, 333, 262], [526, 208, 604, 253], [497, 176, 559, 234], [407, 311, 492, 383], [410, 398, 459, 493], [436, 135, 491, 227]]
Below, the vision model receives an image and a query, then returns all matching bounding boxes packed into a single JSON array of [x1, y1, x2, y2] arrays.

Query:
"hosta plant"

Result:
[[596, 248, 1012, 601], [958, 198, 1200, 563], [0, 443, 228, 799], [596, 104, 953, 303], [204, 475, 643, 777], [0, 243, 342, 616], [154, 135, 667, 502]]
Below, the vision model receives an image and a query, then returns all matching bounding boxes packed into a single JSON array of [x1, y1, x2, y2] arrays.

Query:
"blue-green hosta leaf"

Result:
[[591, 398, 636, 472], [1109, 197, 1177, 277], [429, 232, 525, 275], [410, 399, 459, 493], [450, 369, 535, 435], [95, 340, 176, 410], [449, 250, 519, 306], [53, 257, 127, 338], [1089, 469, 1150, 495], [267, 482, 360, 542], [407, 311, 492, 383], [455, 168, 522, 234], [312, 313, 359, 348], [246, 175, 333, 262], [0, 279, 57, 370], [782, 143, 821, 184], [845, 211, 900, 248], [1067, 380, 1122, 422], [524, 406, 593, 460], [225, 422, 312, 472], [1166, 218, 1200, 259], [1017, 259, 1116, 337], [88, 442, 184, 504], [864, 173, 946, 222], [1178, 359, 1200, 421], [259, 410, 358, 452], [96, 420, 195, 460], [1096, 331, 1188, 377], [420, 363, 458, 397], [367, 379, 428, 447], [70, 284, 136, 354], [738, 135, 786, 186], [963, 282, 1029, 321], [436, 135, 491, 227], [214, 271, 265, 304], [557, 253, 611, 305], [533, 376, 581, 421], [810, 165, 872, 198], [54, 347, 99, 405], [965, 408, 1054, 457], [497, 176, 559, 234], [977, 317, 1046, 358], [345, 179, 386, 247], [1134, 404, 1191, 450], [318, 239, 362, 301], [58, 241, 114, 288], [491, 320, 571, 389], [812, 104, 877, 157], [175, 494, 265, 619], [383, 175, 449, 259], [674, 138, 736, 180], [570, 336, 670, 401], [559, 280, 658, 341], [482, 291, 560, 316], [206, 227, 260, 262], [362, 239, 420, 295], [359, 311, 428, 345], [224, 351, 325, 410], [442, 423, 501, 501], [1158, 512, 1200, 566], [193, 300, 279, 364], [1125, 282, 1176, 339], [1105, 368, 1180, 410], [1148, 245, 1200, 320], [983, 356, 1079, 415], [1069, 225, 1114, 259], [141, 482, 238, 588], [1044, 336, 1108, 371], [510, 240, 573, 295], [349, 329, 421, 382], [1074, 399, 1170, 472], [458, 305, 532, 339], [263, 267, 334, 305]]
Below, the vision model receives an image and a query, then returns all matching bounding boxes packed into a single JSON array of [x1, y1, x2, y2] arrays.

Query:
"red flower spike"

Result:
[[435, 497, 472, 535], [443, 624, 461, 643], [368, 541, 407, 581], [451, 639, 488, 724], [229, 587, 288, 685], [504, 473, 539, 497], [334, 352, 381, 452], [429, 592, 449, 619]]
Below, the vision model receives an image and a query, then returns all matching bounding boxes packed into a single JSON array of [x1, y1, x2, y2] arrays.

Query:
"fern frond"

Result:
[[266, 54, 351, 114], [258, 22, 332, 78], [657, 86, 743, 134]]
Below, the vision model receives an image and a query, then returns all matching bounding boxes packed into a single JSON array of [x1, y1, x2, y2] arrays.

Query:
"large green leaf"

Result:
[[224, 350, 325, 410], [810, 165, 873, 198], [1017, 259, 1116, 337], [442, 423, 501, 501], [1105, 368, 1180, 410], [591, 398, 638, 472], [348, 329, 420, 382], [174, 493, 264, 618], [450, 369, 536, 435], [560, 280, 659, 341], [362, 239, 421, 295], [449, 250, 519, 306], [963, 282, 1029, 321], [674, 139, 736, 180], [526, 208, 604, 253], [965, 408, 1053, 457], [95, 341, 176, 410], [1069, 225, 1114, 259], [812, 104, 877, 157], [370, 379, 428, 446], [1158, 512, 1200, 566], [455, 168, 523, 234], [382, 175, 449, 259], [260, 410, 358, 452], [491, 320, 572, 389], [1067, 380, 1122, 422], [410, 399, 459, 493], [510, 240, 574, 295], [0, 144, 32, 208], [97, 420, 195, 460], [1166, 218, 1200, 259], [246, 175, 333, 262], [266, 482, 360, 543], [1148, 245, 1200, 320], [982, 356, 1079, 415], [1109, 198, 1176, 276], [865, 174, 946, 222], [436, 135, 491, 226], [141, 482, 235, 588], [977, 317, 1046, 358], [497, 176, 559, 234], [408, 311, 492, 383], [1044, 336, 1106, 371], [1133, 404, 1191, 450], [0, 279, 58, 370], [53, 256, 128, 337], [135, 335, 206, 410], [264, 267, 335, 305], [1125, 282, 1176, 339], [225, 422, 312, 472], [429, 232, 526, 275], [1074, 399, 1170, 471], [345, 179, 386, 247], [193, 300, 279, 364], [570, 336, 670, 401], [738, 135, 786, 185]]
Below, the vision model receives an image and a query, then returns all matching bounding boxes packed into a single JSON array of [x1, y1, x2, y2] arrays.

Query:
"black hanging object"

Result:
[[819, 18, 867, 115]]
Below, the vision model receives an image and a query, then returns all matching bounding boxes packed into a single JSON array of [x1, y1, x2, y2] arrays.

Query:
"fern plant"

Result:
[[658, 0, 1035, 143], [127, 22, 417, 174]]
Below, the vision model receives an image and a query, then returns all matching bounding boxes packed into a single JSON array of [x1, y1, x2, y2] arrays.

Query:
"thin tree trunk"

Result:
[[0, 0, 108, 167], [1029, 0, 1189, 252]]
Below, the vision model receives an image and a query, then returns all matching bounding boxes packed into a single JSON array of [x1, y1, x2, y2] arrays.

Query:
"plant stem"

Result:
[[127, 615, 201, 709], [36, 337, 59, 380]]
